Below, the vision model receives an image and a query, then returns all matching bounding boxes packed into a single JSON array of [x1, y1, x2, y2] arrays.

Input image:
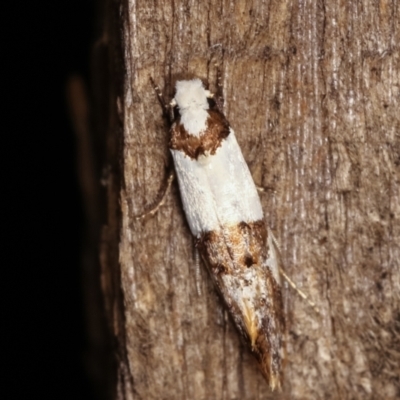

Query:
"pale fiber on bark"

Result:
[[93, 0, 400, 398]]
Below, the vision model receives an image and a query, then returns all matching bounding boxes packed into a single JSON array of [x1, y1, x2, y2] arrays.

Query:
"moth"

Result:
[[152, 77, 285, 390]]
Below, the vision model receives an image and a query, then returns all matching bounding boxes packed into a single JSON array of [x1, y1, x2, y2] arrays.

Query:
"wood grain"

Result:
[[90, 0, 400, 398]]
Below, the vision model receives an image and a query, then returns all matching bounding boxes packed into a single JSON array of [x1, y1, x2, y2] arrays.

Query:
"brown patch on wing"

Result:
[[170, 109, 230, 159], [197, 220, 285, 390], [197, 221, 267, 275]]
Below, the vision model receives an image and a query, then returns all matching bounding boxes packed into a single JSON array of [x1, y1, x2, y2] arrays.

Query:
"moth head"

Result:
[[172, 79, 212, 112]]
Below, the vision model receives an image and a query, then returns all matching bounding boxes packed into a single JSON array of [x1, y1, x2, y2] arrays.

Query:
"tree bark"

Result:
[[92, 0, 400, 398]]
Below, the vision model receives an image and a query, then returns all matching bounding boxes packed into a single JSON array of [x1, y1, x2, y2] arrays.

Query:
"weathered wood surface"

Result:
[[92, 0, 400, 398]]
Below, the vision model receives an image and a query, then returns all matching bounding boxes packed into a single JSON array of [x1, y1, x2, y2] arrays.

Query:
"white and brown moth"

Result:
[[153, 78, 285, 390]]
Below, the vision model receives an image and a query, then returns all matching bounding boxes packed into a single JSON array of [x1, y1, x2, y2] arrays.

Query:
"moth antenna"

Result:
[[206, 63, 224, 112], [149, 77, 174, 124], [214, 64, 224, 110]]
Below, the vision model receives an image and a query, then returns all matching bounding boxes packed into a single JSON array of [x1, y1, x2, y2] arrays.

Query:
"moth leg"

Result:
[[279, 268, 320, 313], [256, 185, 266, 193], [134, 79, 176, 220], [134, 169, 175, 220], [193, 247, 202, 296], [256, 184, 277, 194], [269, 229, 320, 314]]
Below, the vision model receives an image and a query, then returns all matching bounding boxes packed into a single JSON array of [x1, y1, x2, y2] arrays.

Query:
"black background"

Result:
[[7, 1, 97, 398]]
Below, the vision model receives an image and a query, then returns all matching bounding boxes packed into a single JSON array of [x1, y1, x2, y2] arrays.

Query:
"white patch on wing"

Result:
[[171, 129, 263, 237]]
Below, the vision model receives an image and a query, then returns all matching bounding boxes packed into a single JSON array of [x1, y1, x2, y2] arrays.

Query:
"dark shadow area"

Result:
[[6, 1, 98, 399]]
